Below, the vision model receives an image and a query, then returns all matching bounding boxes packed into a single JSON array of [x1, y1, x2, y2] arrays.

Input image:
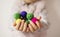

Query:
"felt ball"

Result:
[[14, 13, 21, 20], [20, 11, 27, 18], [31, 17, 38, 24], [26, 13, 34, 20], [16, 19, 21, 24]]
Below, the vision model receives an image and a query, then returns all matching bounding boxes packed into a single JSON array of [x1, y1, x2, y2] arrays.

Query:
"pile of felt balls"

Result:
[[13, 11, 41, 32]]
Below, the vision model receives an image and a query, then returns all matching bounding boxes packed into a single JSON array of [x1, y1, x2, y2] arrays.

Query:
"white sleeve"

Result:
[[39, 9, 49, 31], [34, 1, 49, 31], [34, 1, 45, 17]]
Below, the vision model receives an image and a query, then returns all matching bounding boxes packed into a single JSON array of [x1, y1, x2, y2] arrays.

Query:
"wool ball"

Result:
[[14, 13, 21, 20], [20, 11, 27, 18], [16, 19, 21, 24], [31, 17, 38, 24], [26, 13, 34, 20]]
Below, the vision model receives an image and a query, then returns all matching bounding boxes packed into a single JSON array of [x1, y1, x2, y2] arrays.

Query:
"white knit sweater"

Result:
[[10, 0, 49, 37]]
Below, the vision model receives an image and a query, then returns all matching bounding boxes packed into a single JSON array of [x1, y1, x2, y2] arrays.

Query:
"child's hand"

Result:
[[28, 20, 41, 32], [28, 16, 42, 32], [13, 16, 42, 32], [28, 21, 37, 32], [13, 20, 27, 32]]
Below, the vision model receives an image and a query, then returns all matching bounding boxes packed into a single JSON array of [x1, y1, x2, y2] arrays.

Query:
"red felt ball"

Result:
[[31, 17, 38, 24]]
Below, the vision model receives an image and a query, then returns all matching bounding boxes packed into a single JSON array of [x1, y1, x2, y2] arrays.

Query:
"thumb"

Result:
[[37, 16, 41, 20]]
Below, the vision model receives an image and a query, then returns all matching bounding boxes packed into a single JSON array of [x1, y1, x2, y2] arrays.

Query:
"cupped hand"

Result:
[[13, 16, 42, 32]]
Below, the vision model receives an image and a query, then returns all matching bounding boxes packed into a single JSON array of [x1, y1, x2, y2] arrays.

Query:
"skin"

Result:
[[29, 21, 38, 30], [28, 24, 34, 32], [36, 21, 40, 29], [19, 20, 25, 31], [13, 16, 42, 32], [15, 21, 21, 30], [36, 16, 41, 29], [22, 22, 28, 32], [24, 0, 37, 4], [13, 21, 16, 26], [26, 27, 30, 32]]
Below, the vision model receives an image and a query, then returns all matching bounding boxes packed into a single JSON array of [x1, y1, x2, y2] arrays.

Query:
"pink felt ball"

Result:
[[31, 17, 38, 24]]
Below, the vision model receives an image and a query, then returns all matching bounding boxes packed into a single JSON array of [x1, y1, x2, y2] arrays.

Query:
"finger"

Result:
[[30, 21, 37, 30], [13, 21, 16, 27], [22, 22, 27, 32], [36, 21, 40, 29], [19, 20, 24, 31], [15, 19, 21, 30], [26, 27, 30, 32], [37, 16, 41, 20], [28, 24, 34, 32], [15, 22, 21, 30]]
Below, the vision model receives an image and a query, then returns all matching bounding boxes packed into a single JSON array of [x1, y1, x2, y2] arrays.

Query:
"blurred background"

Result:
[[0, 0, 60, 37]]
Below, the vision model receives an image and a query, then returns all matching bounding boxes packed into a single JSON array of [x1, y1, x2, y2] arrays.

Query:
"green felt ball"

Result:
[[14, 13, 21, 20], [26, 13, 34, 20]]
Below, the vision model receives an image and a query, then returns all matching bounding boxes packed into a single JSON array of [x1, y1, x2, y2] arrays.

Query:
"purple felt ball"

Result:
[[20, 11, 27, 18], [31, 17, 38, 24]]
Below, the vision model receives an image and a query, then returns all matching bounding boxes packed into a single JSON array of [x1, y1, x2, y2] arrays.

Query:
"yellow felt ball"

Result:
[[16, 19, 21, 24]]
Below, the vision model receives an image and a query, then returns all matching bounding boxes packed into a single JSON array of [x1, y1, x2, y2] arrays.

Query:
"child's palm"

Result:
[[13, 17, 41, 32]]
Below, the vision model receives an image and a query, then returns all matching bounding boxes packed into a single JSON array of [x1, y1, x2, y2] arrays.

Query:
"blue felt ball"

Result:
[[20, 11, 27, 18]]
